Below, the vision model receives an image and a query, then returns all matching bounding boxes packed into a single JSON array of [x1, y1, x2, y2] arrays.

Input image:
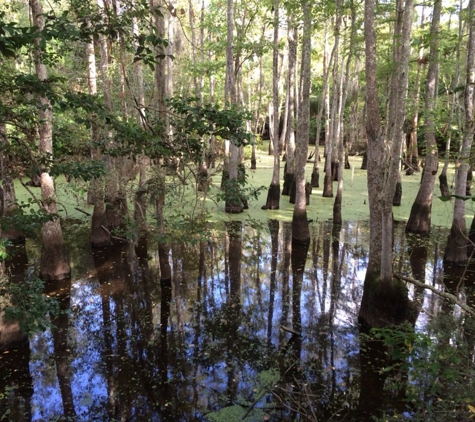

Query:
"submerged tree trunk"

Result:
[[444, 0, 475, 265], [359, 0, 414, 328], [30, 0, 70, 281], [405, 0, 441, 235]]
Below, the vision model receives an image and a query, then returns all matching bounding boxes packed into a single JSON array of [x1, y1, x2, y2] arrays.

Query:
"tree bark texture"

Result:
[[282, 20, 297, 196], [30, 0, 70, 280], [406, 0, 442, 235], [224, 0, 243, 213], [360, 0, 414, 328], [292, 0, 312, 243], [444, 0, 475, 265]]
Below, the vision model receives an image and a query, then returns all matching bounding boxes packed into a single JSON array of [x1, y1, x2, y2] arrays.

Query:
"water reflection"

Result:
[[1, 219, 474, 420], [0, 244, 33, 421]]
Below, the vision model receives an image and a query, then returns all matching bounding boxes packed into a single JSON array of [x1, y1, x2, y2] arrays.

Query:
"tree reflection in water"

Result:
[[1, 220, 474, 420]]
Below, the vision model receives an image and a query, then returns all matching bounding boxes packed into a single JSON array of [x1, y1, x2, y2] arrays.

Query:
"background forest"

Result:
[[2, 0, 475, 420]]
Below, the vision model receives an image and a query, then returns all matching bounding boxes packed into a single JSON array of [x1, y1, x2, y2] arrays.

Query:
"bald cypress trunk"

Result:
[[359, 0, 414, 328], [30, 0, 70, 280], [292, 0, 312, 243], [262, 0, 281, 210], [444, 0, 475, 265], [406, 0, 442, 235]]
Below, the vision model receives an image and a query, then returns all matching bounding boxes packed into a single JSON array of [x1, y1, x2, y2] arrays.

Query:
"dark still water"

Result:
[[1, 219, 474, 421]]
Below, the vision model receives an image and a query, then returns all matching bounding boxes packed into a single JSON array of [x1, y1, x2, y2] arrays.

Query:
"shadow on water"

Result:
[[0, 243, 33, 421], [1, 219, 475, 421]]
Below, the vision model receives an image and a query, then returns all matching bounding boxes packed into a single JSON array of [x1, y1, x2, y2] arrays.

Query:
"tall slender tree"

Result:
[[359, 0, 414, 328], [444, 0, 475, 265], [292, 0, 312, 243], [262, 0, 281, 210], [406, 0, 442, 235], [224, 0, 244, 213], [30, 0, 70, 281], [282, 17, 298, 197]]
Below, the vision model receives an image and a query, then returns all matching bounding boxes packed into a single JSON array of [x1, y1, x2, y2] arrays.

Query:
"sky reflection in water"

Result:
[[1, 219, 451, 421]]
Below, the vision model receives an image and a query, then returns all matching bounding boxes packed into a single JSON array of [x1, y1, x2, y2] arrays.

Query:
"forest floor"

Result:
[[14, 150, 472, 228]]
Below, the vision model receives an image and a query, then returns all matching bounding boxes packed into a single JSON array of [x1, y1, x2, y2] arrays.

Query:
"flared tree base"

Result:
[[405, 201, 431, 235], [359, 273, 416, 330], [292, 209, 310, 244], [444, 225, 468, 266], [91, 202, 111, 248], [310, 169, 319, 187], [282, 173, 294, 196], [39, 221, 71, 281], [261, 184, 280, 210], [439, 172, 450, 198], [289, 182, 311, 205]]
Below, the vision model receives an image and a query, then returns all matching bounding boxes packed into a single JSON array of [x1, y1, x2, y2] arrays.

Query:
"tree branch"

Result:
[[394, 273, 475, 317]]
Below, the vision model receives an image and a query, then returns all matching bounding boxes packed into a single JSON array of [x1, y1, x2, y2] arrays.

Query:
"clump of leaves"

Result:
[[0, 276, 59, 335], [372, 317, 475, 421], [1, 200, 58, 238]]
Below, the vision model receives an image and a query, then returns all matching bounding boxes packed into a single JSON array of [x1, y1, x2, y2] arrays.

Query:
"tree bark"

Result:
[[30, 0, 70, 280], [282, 20, 297, 197], [0, 124, 24, 243], [263, 3, 281, 210], [224, 0, 243, 213], [292, 0, 312, 243], [360, 0, 414, 328], [406, 0, 442, 235], [445, 0, 475, 265]]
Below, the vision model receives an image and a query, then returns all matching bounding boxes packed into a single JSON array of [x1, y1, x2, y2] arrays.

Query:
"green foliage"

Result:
[[133, 33, 171, 71], [0, 239, 12, 260], [218, 170, 266, 209], [50, 159, 106, 181], [167, 97, 254, 148], [372, 318, 475, 421], [1, 200, 58, 238], [206, 404, 266, 422], [0, 277, 59, 335], [0, 12, 38, 58]]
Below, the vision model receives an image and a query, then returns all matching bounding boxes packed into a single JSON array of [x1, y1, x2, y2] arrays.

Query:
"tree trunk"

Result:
[[0, 124, 24, 243], [30, 0, 70, 281], [282, 20, 297, 196], [224, 0, 243, 213], [444, 0, 475, 265], [263, 4, 281, 210], [406, 0, 442, 235], [311, 24, 331, 189], [292, 0, 312, 243], [359, 0, 414, 328], [86, 21, 110, 248], [262, 0, 280, 210]]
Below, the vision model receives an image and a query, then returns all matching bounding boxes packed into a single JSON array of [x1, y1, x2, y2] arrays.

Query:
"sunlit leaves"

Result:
[[0, 277, 59, 335], [167, 96, 254, 147]]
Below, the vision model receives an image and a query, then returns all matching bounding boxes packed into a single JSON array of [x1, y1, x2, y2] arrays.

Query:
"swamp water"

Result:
[[1, 219, 474, 421]]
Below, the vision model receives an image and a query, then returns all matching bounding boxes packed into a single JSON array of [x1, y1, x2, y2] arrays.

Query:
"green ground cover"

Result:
[[13, 153, 473, 228]]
